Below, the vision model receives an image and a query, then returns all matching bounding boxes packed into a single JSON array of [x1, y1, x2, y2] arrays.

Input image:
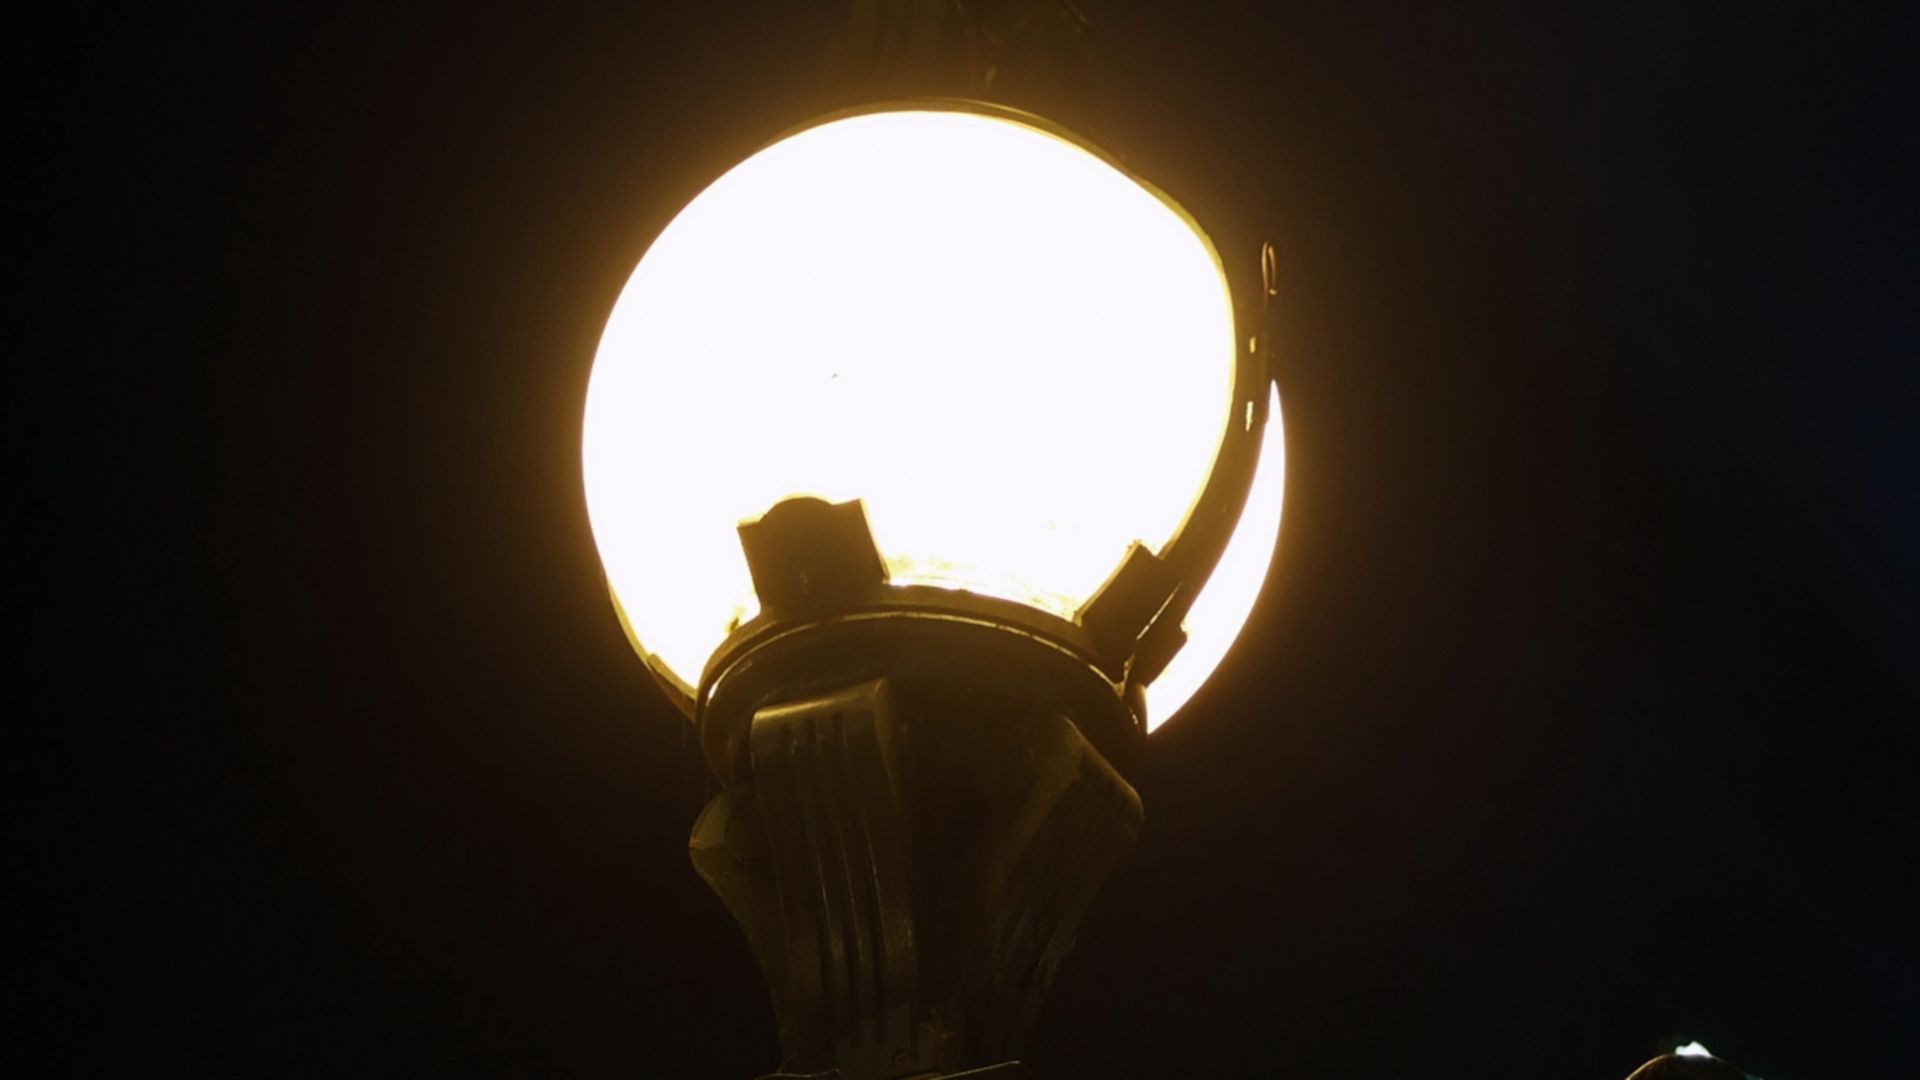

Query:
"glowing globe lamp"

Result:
[[585, 105, 1282, 734], [581, 102, 1285, 1078]]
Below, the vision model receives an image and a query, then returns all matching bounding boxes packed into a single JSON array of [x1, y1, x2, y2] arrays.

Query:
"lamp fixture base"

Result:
[[691, 675, 1139, 1080]]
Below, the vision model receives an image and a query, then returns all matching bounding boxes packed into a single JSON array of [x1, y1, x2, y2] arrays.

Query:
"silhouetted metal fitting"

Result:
[[737, 497, 889, 616], [1127, 604, 1189, 685], [1077, 541, 1181, 673]]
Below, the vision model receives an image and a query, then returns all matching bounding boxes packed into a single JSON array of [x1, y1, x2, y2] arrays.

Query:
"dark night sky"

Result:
[[30, 2, 1917, 1077]]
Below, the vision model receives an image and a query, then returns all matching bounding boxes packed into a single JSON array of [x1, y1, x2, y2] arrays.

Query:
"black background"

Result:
[[31, 2, 1916, 1077]]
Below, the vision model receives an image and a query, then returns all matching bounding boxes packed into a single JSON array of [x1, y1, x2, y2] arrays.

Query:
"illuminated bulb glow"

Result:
[[1143, 384, 1285, 729], [1675, 1042, 1713, 1059], [584, 108, 1255, 712]]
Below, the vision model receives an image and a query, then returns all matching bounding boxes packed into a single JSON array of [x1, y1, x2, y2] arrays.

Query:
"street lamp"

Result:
[[583, 99, 1284, 1078]]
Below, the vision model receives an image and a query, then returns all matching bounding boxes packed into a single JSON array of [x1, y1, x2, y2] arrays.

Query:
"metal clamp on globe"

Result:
[[582, 95, 1286, 1080]]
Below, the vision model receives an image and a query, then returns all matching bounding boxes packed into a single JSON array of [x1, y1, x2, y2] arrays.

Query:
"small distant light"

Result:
[[1675, 1041, 1713, 1059]]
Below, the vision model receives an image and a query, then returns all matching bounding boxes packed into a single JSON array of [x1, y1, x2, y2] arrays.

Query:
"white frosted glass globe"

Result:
[[583, 108, 1248, 701]]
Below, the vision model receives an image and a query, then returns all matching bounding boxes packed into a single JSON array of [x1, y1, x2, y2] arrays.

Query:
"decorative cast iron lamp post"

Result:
[[581, 6, 1285, 1077]]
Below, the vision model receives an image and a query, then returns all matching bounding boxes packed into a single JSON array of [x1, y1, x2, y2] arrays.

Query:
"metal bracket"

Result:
[[739, 498, 891, 618], [1080, 240, 1280, 687]]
